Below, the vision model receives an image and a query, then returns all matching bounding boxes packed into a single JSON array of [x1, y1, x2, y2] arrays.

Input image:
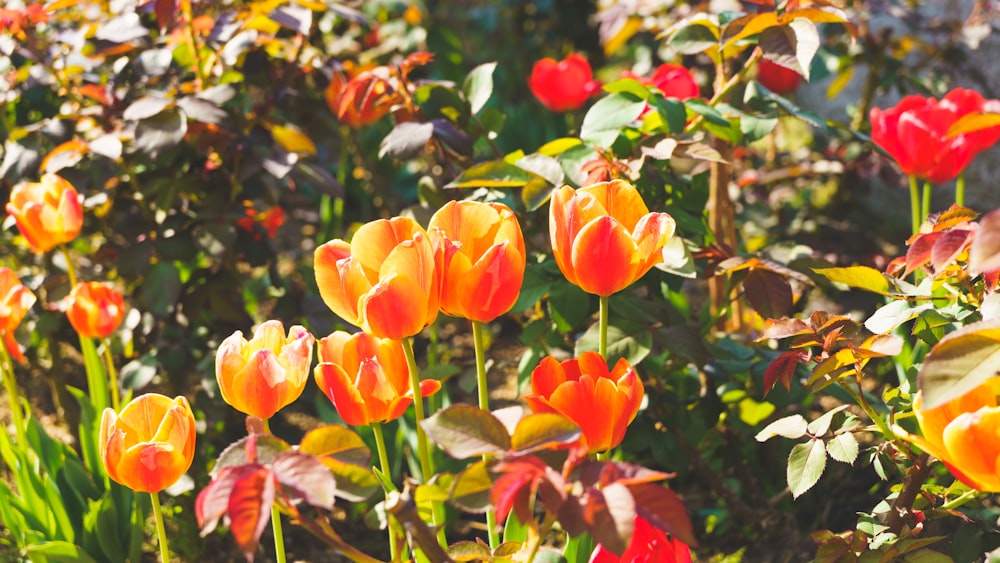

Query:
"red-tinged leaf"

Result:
[[854, 334, 903, 359], [211, 434, 290, 477], [933, 205, 978, 231], [510, 413, 580, 453], [930, 229, 973, 273], [574, 460, 669, 490], [918, 320, 1000, 409], [629, 483, 697, 548], [986, 269, 1000, 292], [759, 20, 820, 81], [422, 404, 511, 459], [298, 424, 370, 467], [807, 348, 858, 388], [271, 451, 337, 510], [228, 466, 276, 561], [904, 232, 941, 276], [744, 268, 794, 320], [584, 483, 635, 556], [969, 209, 1000, 275], [196, 465, 262, 535], [810, 311, 856, 333], [764, 350, 805, 393], [154, 0, 176, 30], [760, 317, 811, 340], [491, 456, 551, 522], [78, 84, 112, 106]]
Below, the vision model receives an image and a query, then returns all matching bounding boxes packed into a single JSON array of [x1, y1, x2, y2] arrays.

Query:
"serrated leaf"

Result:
[[812, 265, 889, 295], [827, 432, 858, 465], [759, 19, 819, 81], [787, 439, 826, 498], [918, 320, 1000, 409], [378, 121, 434, 159], [580, 93, 647, 148], [807, 404, 851, 436], [449, 460, 493, 513], [464, 61, 497, 115], [421, 404, 512, 459], [755, 414, 808, 441]]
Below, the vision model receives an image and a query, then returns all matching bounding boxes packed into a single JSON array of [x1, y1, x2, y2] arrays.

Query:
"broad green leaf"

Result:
[[787, 439, 826, 498], [812, 265, 890, 295], [580, 93, 647, 148], [755, 414, 808, 441], [449, 460, 492, 513], [421, 404, 511, 459], [650, 97, 687, 133], [510, 413, 580, 453], [379, 121, 434, 159], [602, 78, 652, 99], [563, 533, 595, 563], [685, 98, 731, 126], [918, 321, 1000, 409], [864, 301, 934, 335], [464, 62, 497, 115], [299, 424, 371, 467], [447, 159, 536, 189], [670, 23, 719, 55], [575, 319, 652, 365], [827, 432, 859, 465], [516, 153, 564, 186], [141, 261, 183, 317], [806, 404, 851, 436], [24, 541, 98, 563], [738, 397, 776, 426]]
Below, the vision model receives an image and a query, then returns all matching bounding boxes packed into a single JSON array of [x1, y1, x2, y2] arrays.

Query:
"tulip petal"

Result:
[[531, 356, 568, 398], [454, 241, 525, 322], [941, 408, 1000, 491], [571, 216, 641, 296], [352, 217, 424, 277], [632, 212, 676, 274], [315, 362, 370, 426], [581, 179, 650, 232], [229, 350, 291, 419], [547, 377, 605, 450], [315, 241, 370, 327]]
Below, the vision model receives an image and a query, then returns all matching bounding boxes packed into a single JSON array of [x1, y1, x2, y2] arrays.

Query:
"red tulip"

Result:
[[325, 67, 400, 128], [314, 331, 440, 426], [428, 200, 526, 322], [528, 54, 602, 112], [6, 173, 83, 252], [589, 515, 692, 563], [66, 282, 125, 339], [549, 180, 675, 297], [0, 267, 35, 364], [314, 217, 439, 340], [939, 88, 1000, 152], [649, 63, 699, 100], [524, 352, 644, 453], [756, 59, 801, 96]]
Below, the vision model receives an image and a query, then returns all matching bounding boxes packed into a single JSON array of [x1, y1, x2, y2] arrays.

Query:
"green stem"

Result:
[[956, 173, 965, 207], [102, 338, 120, 412], [909, 175, 920, 235], [262, 419, 287, 563], [0, 335, 26, 445], [60, 246, 78, 286], [371, 423, 398, 560], [598, 295, 609, 359], [921, 181, 932, 225], [839, 380, 893, 440], [472, 322, 499, 550], [150, 492, 171, 563], [401, 337, 446, 547], [940, 487, 979, 510], [596, 451, 610, 462]]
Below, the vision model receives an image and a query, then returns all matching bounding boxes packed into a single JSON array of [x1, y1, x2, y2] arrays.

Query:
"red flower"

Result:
[[648, 63, 699, 100], [588, 515, 692, 563], [528, 54, 602, 112], [756, 59, 801, 96]]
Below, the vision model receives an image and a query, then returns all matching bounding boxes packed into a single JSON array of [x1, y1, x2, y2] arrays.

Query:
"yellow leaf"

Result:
[[44, 0, 85, 11], [604, 17, 642, 57], [41, 140, 90, 173], [270, 124, 317, 156], [947, 112, 1000, 139], [826, 67, 854, 99]]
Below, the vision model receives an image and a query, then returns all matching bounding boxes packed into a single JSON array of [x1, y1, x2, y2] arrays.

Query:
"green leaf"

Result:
[[516, 153, 564, 187], [602, 78, 652, 100], [548, 282, 593, 333], [134, 109, 187, 157], [421, 404, 512, 459], [464, 61, 497, 115], [737, 397, 776, 426], [447, 159, 537, 189], [811, 265, 890, 295], [755, 414, 808, 441], [669, 22, 719, 55], [684, 99, 731, 126], [806, 404, 851, 436], [563, 532, 595, 563], [503, 509, 529, 544], [575, 320, 652, 365], [580, 93, 647, 148], [918, 321, 1000, 409], [537, 137, 583, 156], [379, 122, 434, 159], [827, 432, 858, 465], [650, 97, 687, 133], [299, 424, 371, 467], [864, 301, 934, 335], [141, 262, 182, 317], [24, 541, 98, 563], [449, 460, 492, 513], [510, 413, 580, 453], [759, 19, 820, 81], [787, 439, 826, 499]]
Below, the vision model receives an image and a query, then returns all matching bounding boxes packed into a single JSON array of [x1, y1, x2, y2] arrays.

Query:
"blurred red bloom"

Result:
[[756, 59, 801, 95], [528, 54, 602, 112], [589, 515, 692, 563]]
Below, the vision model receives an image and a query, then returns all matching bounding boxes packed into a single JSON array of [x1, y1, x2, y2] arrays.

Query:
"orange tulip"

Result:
[[314, 217, 439, 340], [215, 320, 315, 420], [6, 173, 83, 252], [325, 68, 400, 128], [66, 282, 125, 339], [428, 201, 526, 323], [99, 393, 196, 493], [0, 267, 35, 364], [549, 180, 675, 297], [315, 331, 441, 426], [523, 352, 644, 453], [895, 380, 1000, 491]]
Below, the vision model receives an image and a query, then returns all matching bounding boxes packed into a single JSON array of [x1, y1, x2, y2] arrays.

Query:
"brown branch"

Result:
[[886, 452, 932, 537]]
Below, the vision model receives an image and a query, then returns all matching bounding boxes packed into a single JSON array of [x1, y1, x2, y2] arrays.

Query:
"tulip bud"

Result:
[[6, 174, 83, 252], [66, 281, 125, 339]]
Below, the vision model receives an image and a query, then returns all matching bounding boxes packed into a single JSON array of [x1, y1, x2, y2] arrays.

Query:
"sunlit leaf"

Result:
[[806, 404, 851, 436], [271, 124, 317, 156], [575, 320, 652, 365], [227, 467, 275, 560], [918, 321, 1000, 409], [629, 483, 697, 548], [271, 451, 337, 510], [969, 208, 1000, 274], [464, 61, 497, 115], [123, 96, 174, 121], [580, 93, 647, 148], [41, 140, 89, 174], [134, 110, 187, 157], [447, 159, 537, 189], [755, 413, 808, 441], [759, 19, 819, 81], [510, 413, 580, 453], [827, 432, 858, 465], [299, 424, 370, 467], [449, 460, 493, 513], [787, 439, 826, 498], [811, 265, 889, 295], [422, 404, 511, 459]]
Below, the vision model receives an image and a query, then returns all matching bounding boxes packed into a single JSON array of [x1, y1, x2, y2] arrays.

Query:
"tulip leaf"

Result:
[[580, 93, 647, 148], [449, 460, 493, 513], [464, 61, 497, 115], [510, 413, 581, 453], [549, 282, 593, 333], [575, 319, 652, 366], [421, 404, 512, 459], [811, 265, 890, 295], [299, 424, 371, 467], [23, 541, 99, 563], [917, 320, 1000, 409], [827, 432, 859, 465], [787, 439, 826, 499]]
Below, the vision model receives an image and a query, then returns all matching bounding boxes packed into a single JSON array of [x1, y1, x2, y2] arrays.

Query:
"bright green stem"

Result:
[[401, 337, 446, 547], [371, 423, 398, 559], [599, 295, 609, 359], [909, 175, 920, 235], [956, 173, 965, 207], [150, 492, 171, 563], [921, 181, 932, 225], [102, 338, 120, 412], [60, 246, 78, 286], [262, 419, 287, 563], [0, 336, 26, 445], [472, 322, 500, 550], [596, 451, 610, 462]]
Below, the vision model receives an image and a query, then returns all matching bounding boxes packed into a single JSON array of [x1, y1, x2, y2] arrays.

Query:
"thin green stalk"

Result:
[[401, 337, 446, 547], [150, 492, 171, 563], [59, 246, 77, 286], [0, 336, 26, 445], [599, 295, 609, 359], [262, 419, 287, 563], [940, 487, 979, 510], [921, 181, 932, 225], [371, 422, 398, 559], [102, 338, 120, 412], [472, 321, 499, 549], [956, 173, 965, 207], [909, 175, 920, 235]]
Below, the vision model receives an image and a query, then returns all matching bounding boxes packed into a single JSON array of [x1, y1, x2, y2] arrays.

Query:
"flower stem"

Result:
[[0, 335, 26, 445], [472, 321, 500, 550], [102, 338, 120, 412], [401, 337, 446, 547], [956, 173, 965, 207], [262, 419, 287, 563], [921, 181, 932, 225], [150, 492, 171, 563], [59, 245, 78, 287], [599, 295, 609, 359], [909, 175, 920, 235], [371, 422, 398, 559]]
